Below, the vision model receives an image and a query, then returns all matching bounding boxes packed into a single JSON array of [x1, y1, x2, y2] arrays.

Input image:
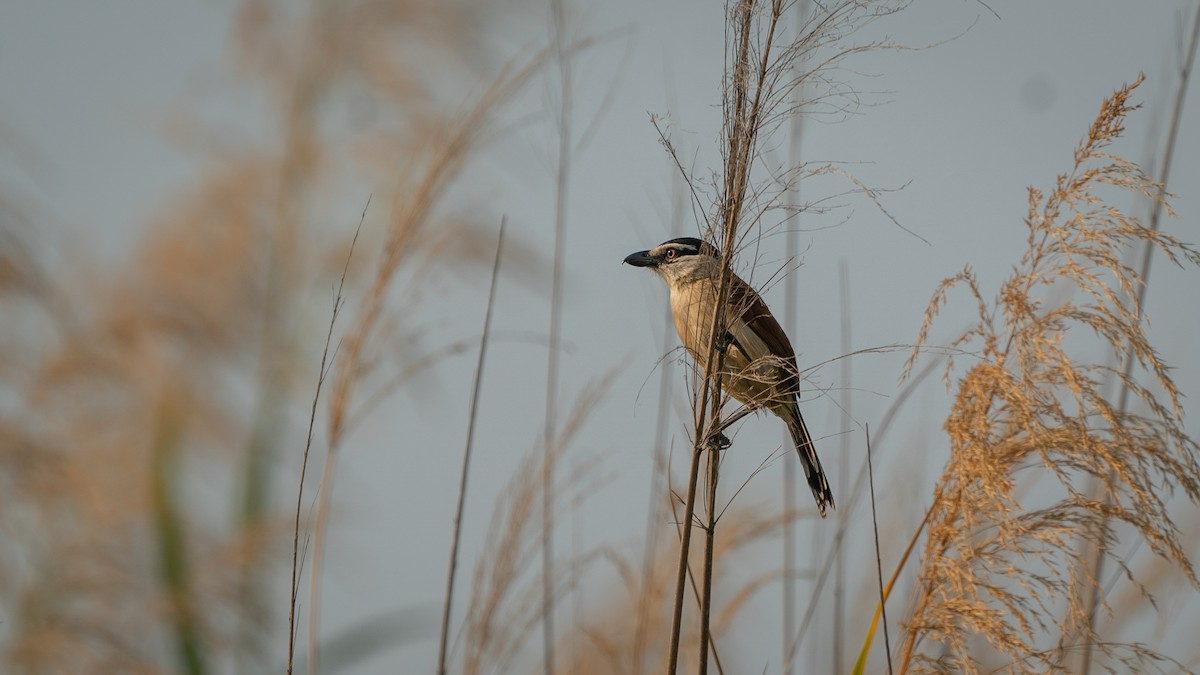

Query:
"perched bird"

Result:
[[624, 237, 834, 516]]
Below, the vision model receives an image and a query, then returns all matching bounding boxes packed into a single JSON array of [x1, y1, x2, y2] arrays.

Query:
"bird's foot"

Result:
[[714, 331, 735, 354], [706, 431, 732, 451]]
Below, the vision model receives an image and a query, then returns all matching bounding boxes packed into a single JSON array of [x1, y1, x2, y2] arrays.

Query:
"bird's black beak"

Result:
[[623, 250, 658, 267]]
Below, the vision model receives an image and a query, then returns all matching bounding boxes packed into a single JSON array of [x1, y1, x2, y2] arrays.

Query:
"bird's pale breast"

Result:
[[669, 278, 794, 413]]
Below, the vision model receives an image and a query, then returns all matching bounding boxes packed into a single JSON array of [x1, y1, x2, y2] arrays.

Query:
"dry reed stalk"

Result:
[[301, 46, 551, 673], [666, 2, 793, 669], [560, 505, 808, 675], [460, 375, 615, 675], [632, 172, 691, 675], [1078, 10, 1200, 674], [437, 218, 506, 675], [897, 76, 1200, 674], [542, 3, 576, 672], [0, 1, 540, 671], [660, 2, 913, 671], [794, 354, 945, 673], [833, 258, 852, 672], [288, 198, 365, 674], [864, 425, 895, 674]]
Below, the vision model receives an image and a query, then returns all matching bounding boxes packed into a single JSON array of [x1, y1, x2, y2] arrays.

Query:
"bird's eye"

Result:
[[665, 248, 677, 260]]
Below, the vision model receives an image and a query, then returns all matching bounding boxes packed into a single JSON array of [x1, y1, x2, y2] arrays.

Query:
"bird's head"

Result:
[[623, 237, 720, 285]]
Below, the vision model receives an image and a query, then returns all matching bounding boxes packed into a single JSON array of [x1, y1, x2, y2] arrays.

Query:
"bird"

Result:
[[624, 236, 834, 517]]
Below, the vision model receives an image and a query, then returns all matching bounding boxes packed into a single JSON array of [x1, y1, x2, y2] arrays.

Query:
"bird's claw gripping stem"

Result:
[[706, 431, 731, 451], [714, 331, 735, 354]]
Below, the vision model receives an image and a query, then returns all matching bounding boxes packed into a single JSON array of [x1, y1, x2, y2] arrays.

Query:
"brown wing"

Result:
[[726, 272, 801, 395]]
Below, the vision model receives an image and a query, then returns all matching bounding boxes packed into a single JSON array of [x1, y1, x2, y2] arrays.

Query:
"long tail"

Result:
[[786, 407, 834, 518]]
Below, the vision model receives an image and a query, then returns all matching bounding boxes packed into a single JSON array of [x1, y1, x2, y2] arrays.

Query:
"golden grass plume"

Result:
[[898, 75, 1200, 673]]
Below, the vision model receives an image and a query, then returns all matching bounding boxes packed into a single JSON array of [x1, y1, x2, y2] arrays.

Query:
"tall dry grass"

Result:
[[896, 76, 1200, 674], [0, 0, 545, 673], [3, 2, 1199, 674], [654, 1, 913, 671], [555, 504, 808, 675]]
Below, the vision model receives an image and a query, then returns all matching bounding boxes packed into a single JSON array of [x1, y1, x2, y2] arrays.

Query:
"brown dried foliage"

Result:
[[459, 377, 615, 675], [557, 503, 807, 675], [898, 76, 1200, 674], [0, 0, 534, 672]]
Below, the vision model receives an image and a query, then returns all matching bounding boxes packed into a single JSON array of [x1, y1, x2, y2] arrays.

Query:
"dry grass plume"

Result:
[[897, 76, 1200, 674]]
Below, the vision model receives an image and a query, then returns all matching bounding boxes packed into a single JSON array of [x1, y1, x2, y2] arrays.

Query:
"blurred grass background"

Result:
[[1, 1, 1199, 673]]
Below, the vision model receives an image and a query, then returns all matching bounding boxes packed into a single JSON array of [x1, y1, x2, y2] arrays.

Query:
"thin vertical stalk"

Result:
[[288, 200, 365, 675], [780, 4, 810, 671], [792, 359, 945, 670], [865, 425, 894, 675], [437, 219, 506, 675], [632, 200, 685, 675], [307, 420, 336, 675], [665, 230, 739, 674], [274, 8, 341, 674], [541, 2, 573, 673], [852, 504, 933, 675], [699, 443, 722, 675], [834, 259, 851, 674], [1080, 8, 1200, 674], [667, 439, 707, 673], [669, 2, 785, 672], [781, 250, 798, 675]]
